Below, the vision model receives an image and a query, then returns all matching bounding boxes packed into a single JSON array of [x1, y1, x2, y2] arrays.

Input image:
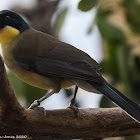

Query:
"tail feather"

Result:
[[108, 84, 140, 110], [92, 82, 140, 123]]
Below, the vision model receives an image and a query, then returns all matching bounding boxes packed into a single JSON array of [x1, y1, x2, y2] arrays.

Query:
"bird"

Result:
[[0, 10, 140, 122]]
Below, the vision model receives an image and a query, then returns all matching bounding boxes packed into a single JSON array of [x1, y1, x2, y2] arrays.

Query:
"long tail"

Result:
[[91, 81, 140, 123]]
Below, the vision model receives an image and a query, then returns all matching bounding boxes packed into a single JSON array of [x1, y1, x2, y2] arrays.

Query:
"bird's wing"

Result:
[[17, 57, 102, 82], [12, 29, 102, 82]]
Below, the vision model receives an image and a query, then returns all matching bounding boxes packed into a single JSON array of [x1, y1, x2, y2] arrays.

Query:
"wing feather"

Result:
[[13, 29, 102, 82]]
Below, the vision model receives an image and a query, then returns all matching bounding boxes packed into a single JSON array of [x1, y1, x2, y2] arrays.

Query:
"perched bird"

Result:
[[0, 10, 140, 122]]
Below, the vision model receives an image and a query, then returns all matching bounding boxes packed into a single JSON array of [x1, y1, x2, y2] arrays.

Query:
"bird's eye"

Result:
[[5, 16, 11, 20]]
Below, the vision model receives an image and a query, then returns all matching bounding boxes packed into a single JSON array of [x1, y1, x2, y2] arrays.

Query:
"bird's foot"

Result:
[[28, 100, 46, 116], [67, 103, 79, 115], [67, 98, 79, 115], [34, 107, 46, 116], [28, 99, 40, 109]]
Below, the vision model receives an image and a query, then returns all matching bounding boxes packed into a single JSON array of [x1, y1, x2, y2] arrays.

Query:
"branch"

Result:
[[0, 55, 25, 121], [0, 55, 140, 139]]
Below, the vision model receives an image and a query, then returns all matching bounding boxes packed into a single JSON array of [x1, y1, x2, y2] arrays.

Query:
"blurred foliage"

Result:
[[78, 0, 140, 140], [97, 20, 126, 45], [8, 72, 46, 107], [122, 0, 140, 33], [54, 7, 68, 37], [78, 0, 99, 11]]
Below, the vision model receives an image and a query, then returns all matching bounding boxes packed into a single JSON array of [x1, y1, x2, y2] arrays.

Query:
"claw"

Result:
[[28, 100, 46, 116], [67, 102, 79, 115], [34, 106, 46, 116]]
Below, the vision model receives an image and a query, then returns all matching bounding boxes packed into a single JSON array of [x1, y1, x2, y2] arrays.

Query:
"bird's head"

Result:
[[0, 10, 29, 44]]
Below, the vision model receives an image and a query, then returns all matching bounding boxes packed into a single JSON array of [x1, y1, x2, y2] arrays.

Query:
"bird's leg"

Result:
[[70, 85, 78, 105], [67, 86, 79, 114], [28, 90, 54, 109]]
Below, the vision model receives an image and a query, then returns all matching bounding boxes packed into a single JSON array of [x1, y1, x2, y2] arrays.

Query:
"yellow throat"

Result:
[[0, 25, 20, 46]]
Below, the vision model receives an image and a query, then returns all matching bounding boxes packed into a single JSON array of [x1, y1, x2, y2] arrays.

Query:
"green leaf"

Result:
[[24, 83, 46, 106], [123, 0, 140, 33], [88, 8, 113, 34], [99, 96, 115, 108], [96, 7, 113, 19], [54, 7, 68, 37], [117, 45, 130, 83], [8, 71, 26, 98], [123, 135, 140, 140], [130, 56, 140, 103], [99, 43, 124, 82], [88, 15, 96, 34], [97, 19, 126, 45], [8, 71, 46, 107], [78, 0, 98, 11]]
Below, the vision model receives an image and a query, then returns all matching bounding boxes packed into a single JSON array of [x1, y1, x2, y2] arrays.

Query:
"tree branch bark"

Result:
[[0, 55, 140, 139]]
